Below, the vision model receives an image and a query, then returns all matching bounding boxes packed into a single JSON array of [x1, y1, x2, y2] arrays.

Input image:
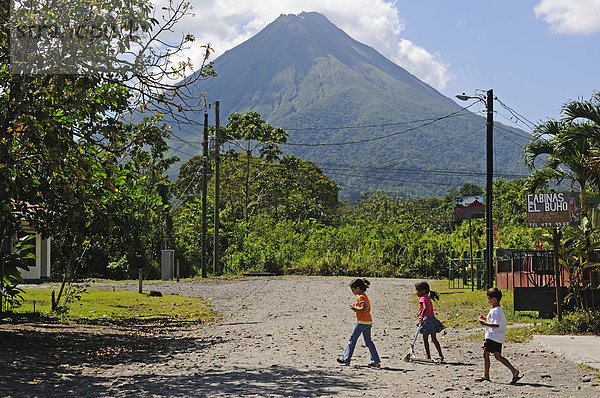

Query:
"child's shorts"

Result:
[[420, 316, 445, 334], [483, 338, 502, 354]]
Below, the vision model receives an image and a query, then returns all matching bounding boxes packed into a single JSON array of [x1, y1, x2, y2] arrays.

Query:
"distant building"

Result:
[[8, 202, 52, 281], [17, 221, 52, 281]]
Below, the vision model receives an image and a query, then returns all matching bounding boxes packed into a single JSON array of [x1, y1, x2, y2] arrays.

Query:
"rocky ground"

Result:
[[1, 276, 599, 397]]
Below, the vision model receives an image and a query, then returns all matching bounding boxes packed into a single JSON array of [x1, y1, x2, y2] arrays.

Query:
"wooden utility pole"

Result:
[[485, 89, 494, 290], [213, 101, 220, 276], [201, 113, 209, 278]]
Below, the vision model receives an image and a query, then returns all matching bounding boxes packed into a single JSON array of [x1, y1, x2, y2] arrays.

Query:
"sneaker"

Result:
[[368, 362, 381, 368], [336, 358, 350, 365]]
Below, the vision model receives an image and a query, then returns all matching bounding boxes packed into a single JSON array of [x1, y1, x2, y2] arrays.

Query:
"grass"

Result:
[[423, 280, 555, 342], [578, 365, 600, 381], [11, 287, 221, 324]]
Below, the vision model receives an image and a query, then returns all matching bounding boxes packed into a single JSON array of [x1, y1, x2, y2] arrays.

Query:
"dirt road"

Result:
[[1, 276, 598, 397]]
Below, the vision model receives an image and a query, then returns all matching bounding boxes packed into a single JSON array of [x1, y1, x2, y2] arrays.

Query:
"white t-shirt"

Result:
[[485, 305, 507, 344]]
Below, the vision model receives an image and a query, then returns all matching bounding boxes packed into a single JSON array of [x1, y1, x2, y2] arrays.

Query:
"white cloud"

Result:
[[392, 39, 451, 89], [156, 0, 451, 90], [534, 0, 600, 34]]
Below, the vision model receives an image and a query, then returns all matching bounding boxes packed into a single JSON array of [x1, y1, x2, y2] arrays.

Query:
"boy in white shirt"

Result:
[[475, 287, 522, 384]]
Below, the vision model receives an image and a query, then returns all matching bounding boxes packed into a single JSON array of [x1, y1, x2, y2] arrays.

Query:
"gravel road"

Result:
[[1, 276, 599, 397]]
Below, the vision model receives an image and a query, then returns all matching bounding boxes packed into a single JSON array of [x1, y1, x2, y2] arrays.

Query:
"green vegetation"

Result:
[[13, 288, 220, 324], [181, 12, 529, 201], [2, 0, 599, 330], [419, 281, 600, 342], [426, 280, 548, 329]]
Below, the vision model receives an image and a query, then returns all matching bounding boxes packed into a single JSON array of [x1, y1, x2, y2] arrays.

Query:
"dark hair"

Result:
[[415, 281, 439, 301], [487, 287, 502, 302], [350, 278, 370, 291]]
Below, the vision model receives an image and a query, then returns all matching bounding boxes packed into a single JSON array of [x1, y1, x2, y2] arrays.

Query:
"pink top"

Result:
[[418, 294, 435, 319]]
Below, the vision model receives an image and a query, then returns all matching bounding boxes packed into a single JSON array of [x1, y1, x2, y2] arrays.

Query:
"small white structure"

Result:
[[18, 221, 52, 281], [161, 249, 174, 281]]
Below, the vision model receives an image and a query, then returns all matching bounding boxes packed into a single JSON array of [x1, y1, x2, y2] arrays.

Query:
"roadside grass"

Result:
[[420, 280, 555, 342], [12, 288, 221, 324], [578, 365, 600, 381]]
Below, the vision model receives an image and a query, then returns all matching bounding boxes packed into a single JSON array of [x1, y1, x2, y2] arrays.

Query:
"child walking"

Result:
[[414, 281, 445, 362], [337, 278, 381, 368], [476, 287, 522, 383]]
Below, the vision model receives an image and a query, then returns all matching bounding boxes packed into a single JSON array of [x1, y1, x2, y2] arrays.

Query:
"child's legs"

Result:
[[483, 350, 491, 378], [361, 324, 381, 364], [341, 323, 364, 362], [430, 332, 443, 358], [421, 333, 431, 358], [493, 351, 518, 375]]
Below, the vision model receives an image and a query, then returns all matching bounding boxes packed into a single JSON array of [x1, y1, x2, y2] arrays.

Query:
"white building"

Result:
[[19, 221, 52, 281]]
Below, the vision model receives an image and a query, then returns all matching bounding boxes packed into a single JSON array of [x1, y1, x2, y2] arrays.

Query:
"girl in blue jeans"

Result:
[[337, 278, 381, 367]]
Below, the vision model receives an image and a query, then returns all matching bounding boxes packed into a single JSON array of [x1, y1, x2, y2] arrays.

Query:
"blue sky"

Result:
[[174, 0, 600, 132]]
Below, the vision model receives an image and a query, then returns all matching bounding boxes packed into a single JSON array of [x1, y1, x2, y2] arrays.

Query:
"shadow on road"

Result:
[[0, 323, 365, 397]]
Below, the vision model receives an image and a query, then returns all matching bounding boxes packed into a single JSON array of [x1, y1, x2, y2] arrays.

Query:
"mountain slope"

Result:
[[170, 12, 530, 201]]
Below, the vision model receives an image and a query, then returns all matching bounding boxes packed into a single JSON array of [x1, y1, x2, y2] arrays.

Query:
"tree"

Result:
[[264, 155, 339, 224], [560, 92, 600, 188], [523, 94, 600, 214], [222, 111, 288, 225], [524, 94, 600, 310], [1, 0, 215, 299]]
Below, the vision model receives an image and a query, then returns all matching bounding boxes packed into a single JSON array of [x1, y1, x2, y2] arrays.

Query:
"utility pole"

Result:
[[213, 101, 220, 276], [201, 113, 208, 278], [456, 89, 495, 289], [485, 89, 494, 290]]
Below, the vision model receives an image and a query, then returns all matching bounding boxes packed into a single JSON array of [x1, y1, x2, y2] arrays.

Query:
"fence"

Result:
[[448, 256, 486, 290]]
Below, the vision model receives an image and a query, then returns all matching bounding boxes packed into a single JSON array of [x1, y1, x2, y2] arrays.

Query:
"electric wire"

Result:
[[494, 127, 530, 151], [378, 125, 483, 168], [326, 170, 467, 187], [493, 124, 532, 141], [282, 105, 476, 131], [156, 97, 536, 198], [169, 146, 197, 158], [496, 97, 537, 131], [280, 103, 479, 146], [169, 162, 204, 213]]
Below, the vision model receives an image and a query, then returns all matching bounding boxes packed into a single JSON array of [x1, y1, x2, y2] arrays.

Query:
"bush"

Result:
[[548, 310, 600, 335]]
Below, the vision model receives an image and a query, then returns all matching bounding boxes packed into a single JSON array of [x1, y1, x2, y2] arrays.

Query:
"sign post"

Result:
[[454, 196, 485, 290], [526, 192, 580, 321]]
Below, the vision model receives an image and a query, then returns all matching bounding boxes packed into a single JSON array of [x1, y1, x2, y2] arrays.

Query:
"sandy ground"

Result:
[[1, 276, 599, 397]]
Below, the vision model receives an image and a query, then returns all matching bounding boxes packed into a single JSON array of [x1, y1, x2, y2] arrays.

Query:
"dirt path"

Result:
[[1, 276, 599, 397]]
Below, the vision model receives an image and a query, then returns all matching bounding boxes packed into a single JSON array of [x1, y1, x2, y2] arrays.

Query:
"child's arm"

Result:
[[478, 314, 499, 328], [350, 301, 367, 312], [417, 301, 426, 326]]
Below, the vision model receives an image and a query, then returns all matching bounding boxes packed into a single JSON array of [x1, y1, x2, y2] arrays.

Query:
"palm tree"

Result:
[[561, 92, 600, 189], [523, 92, 600, 215], [524, 93, 600, 310]]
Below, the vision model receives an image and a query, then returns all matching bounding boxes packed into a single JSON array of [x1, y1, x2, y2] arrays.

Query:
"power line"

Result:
[[378, 126, 483, 168], [494, 127, 529, 151], [213, 154, 529, 179], [495, 97, 537, 131], [493, 124, 532, 141], [281, 103, 479, 147], [326, 170, 468, 187], [169, 146, 197, 158], [322, 164, 528, 179], [282, 106, 475, 131]]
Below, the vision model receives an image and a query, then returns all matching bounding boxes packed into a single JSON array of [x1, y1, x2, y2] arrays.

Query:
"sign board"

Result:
[[527, 192, 580, 227], [454, 196, 485, 221]]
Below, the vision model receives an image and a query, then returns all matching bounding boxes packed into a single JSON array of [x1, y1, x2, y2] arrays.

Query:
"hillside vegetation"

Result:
[[166, 12, 530, 200]]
